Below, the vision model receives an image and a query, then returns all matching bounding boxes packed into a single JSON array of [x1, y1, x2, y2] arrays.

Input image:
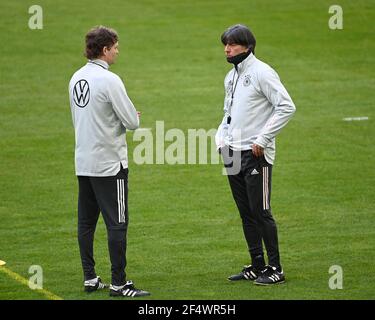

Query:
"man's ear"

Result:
[[102, 46, 108, 56]]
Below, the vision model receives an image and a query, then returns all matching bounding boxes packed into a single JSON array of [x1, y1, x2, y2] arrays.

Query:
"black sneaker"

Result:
[[254, 265, 285, 285], [228, 265, 262, 281], [109, 280, 151, 297], [84, 276, 109, 292]]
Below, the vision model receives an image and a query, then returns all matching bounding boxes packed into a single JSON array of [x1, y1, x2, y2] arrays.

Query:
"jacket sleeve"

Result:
[[215, 74, 232, 150], [254, 68, 296, 148], [68, 80, 76, 128], [107, 75, 139, 130], [215, 115, 229, 150]]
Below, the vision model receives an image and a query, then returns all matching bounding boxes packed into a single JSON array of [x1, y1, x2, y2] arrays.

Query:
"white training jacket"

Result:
[[69, 59, 139, 176], [215, 53, 296, 164]]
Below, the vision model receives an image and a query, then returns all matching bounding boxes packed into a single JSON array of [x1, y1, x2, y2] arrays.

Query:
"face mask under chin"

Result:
[[226, 50, 251, 66]]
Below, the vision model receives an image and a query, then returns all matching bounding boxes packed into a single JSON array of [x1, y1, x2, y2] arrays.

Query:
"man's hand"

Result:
[[137, 111, 141, 117], [251, 144, 264, 157]]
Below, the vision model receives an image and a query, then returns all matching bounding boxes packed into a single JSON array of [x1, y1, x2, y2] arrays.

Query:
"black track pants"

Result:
[[77, 166, 129, 286], [223, 148, 281, 269]]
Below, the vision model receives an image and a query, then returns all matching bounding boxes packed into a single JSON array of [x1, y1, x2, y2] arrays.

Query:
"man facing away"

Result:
[[69, 26, 150, 297], [216, 24, 296, 285]]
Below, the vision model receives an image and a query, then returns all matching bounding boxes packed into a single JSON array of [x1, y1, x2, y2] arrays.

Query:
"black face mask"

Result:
[[226, 50, 251, 66]]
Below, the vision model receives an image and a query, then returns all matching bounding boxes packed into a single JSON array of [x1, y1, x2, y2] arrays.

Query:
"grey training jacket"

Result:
[[69, 59, 139, 176], [215, 53, 296, 164]]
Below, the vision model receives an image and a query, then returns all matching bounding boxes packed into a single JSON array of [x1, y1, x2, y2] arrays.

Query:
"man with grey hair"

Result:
[[69, 26, 150, 297], [216, 24, 296, 285]]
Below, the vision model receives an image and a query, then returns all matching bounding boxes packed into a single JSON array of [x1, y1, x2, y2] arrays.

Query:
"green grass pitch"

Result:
[[0, 0, 374, 300]]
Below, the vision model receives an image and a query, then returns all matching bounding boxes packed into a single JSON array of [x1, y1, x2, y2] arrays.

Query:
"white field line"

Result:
[[0, 263, 63, 300]]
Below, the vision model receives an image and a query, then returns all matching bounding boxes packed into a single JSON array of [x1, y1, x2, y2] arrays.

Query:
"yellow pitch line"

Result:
[[0, 265, 63, 300]]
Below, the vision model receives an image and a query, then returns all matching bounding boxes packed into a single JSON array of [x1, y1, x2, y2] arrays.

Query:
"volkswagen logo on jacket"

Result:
[[73, 79, 90, 108]]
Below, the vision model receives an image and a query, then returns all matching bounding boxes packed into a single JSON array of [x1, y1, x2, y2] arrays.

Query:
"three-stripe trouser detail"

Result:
[[262, 166, 270, 210], [117, 179, 126, 223]]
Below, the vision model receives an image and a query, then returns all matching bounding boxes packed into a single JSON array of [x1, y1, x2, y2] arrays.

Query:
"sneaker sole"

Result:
[[254, 280, 285, 286], [109, 291, 151, 298], [109, 291, 124, 297], [227, 277, 256, 281]]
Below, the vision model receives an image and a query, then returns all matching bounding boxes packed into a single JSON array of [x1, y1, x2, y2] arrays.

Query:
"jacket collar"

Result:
[[236, 52, 256, 74], [88, 59, 109, 70]]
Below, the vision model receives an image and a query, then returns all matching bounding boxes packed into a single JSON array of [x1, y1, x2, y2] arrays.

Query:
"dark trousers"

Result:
[[223, 148, 281, 269], [77, 166, 129, 286]]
